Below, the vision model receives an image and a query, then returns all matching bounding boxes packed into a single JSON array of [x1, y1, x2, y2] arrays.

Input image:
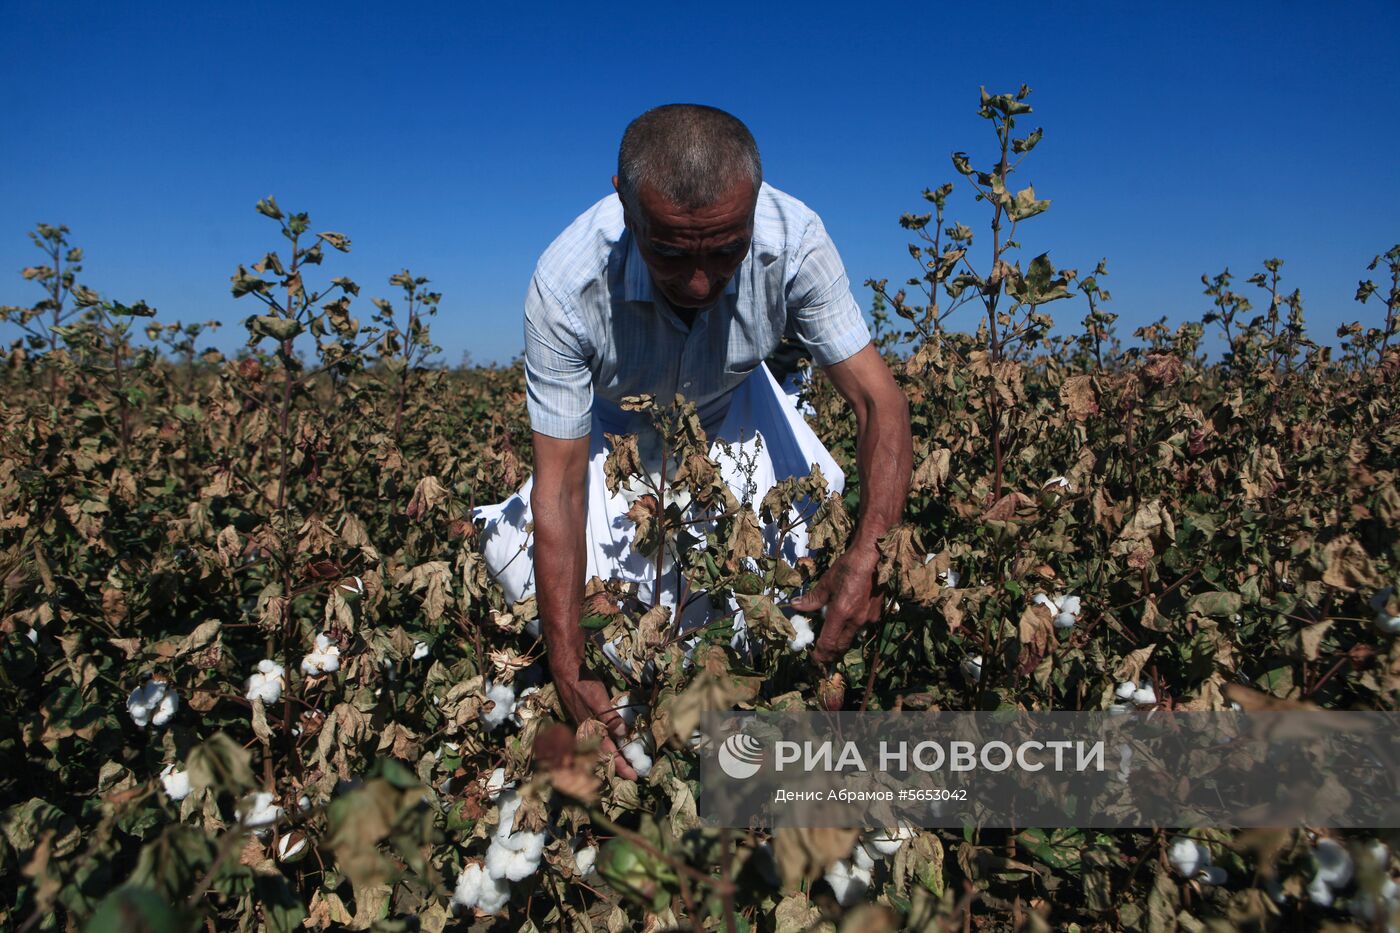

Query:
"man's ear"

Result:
[[613, 176, 636, 232]]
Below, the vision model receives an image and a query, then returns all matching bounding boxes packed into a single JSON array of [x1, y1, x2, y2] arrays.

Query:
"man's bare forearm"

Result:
[[531, 476, 588, 679], [849, 381, 913, 554]]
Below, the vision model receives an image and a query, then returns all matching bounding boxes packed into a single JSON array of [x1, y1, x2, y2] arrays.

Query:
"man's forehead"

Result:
[[633, 179, 757, 232]]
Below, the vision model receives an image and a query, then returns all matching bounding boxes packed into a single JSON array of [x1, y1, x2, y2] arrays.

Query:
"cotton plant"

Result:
[[299, 633, 340, 675], [452, 861, 510, 916], [412, 640, 431, 660], [277, 830, 309, 862], [1033, 592, 1082, 629], [127, 678, 179, 729], [159, 763, 190, 801], [485, 790, 548, 882], [245, 660, 285, 704], [922, 553, 960, 588], [1168, 837, 1227, 885]]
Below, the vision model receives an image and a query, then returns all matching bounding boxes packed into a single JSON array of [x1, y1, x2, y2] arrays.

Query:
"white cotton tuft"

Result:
[[1131, 683, 1157, 706], [300, 634, 340, 675], [412, 640, 430, 660], [485, 790, 547, 882], [481, 767, 511, 801], [236, 791, 283, 835], [245, 660, 285, 704], [866, 823, 916, 857], [160, 763, 190, 801], [1197, 865, 1228, 885], [851, 843, 876, 871], [961, 654, 983, 683], [613, 692, 648, 729], [1307, 872, 1335, 906], [823, 858, 872, 906], [788, 614, 815, 652], [1168, 838, 1208, 878], [574, 843, 598, 877], [1115, 681, 1137, 700], [128, 678, 179, 729], [940, 567, 961, 588], [481, 681, 517, 730], [1313, 837, 1354, 888], [621, 738, 653, 777], [453, 862, 510, 915]]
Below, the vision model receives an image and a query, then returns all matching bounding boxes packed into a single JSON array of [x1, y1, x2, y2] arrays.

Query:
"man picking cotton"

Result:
[[474, 104, 912, 777]]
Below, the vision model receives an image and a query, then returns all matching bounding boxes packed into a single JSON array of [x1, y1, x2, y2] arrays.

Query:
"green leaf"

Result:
[[1187, 590, 1242, 618]]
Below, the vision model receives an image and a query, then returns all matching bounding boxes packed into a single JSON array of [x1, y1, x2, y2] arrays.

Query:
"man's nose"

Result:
[[682, 266, 712, 300]]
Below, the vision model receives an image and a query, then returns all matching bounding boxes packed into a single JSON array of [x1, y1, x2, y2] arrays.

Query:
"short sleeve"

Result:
[[524, 274, 594, 439], [784, 215, 872, 367]]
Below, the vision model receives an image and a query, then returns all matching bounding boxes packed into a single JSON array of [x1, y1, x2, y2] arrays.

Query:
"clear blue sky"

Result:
[[3, 1, 1397, 367]]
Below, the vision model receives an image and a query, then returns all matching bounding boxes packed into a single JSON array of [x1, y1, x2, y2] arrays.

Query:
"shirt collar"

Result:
[[622, 229, 742, 305]]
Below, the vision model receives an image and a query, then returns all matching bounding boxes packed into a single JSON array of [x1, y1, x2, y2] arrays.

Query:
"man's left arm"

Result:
[[790, 342, 912, 663]]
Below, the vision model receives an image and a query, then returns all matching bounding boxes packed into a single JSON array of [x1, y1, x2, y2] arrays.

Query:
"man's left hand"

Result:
[[789, 544, 882, 664]]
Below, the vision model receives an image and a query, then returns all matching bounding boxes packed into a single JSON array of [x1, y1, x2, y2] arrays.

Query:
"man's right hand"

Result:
[[552, 659, 638, 781], [530, 430, 639, 781]]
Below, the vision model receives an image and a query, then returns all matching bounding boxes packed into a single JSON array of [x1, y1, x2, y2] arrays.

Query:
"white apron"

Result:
[[471, 364, 840, 641]]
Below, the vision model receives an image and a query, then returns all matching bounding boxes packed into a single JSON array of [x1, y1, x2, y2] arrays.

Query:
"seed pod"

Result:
[[818, 672, 846, 711], [276, 829, 309, 863], [334, 576, 364, 601]]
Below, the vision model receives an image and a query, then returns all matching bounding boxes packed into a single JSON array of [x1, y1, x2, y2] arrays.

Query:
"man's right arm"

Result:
[[529, 432, 637, 779]]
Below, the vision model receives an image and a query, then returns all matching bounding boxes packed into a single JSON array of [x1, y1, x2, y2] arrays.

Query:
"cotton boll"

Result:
[[245, 660, 285, 704], [160, 764, 190, 801], [823, 858, 871, 907], [452, 862, 510, 915], [1197, 865, 1228, 885], [1307, 873, 1335, 906], [277, 830, 309, 862], [851, 843, 876, 871], [1132, 683, 1157, 706], [613, 692, 648, 729], [1376, 612, 1400, 635], [236, 791, 283, 835], [621, 739, 653, 778], [486, 831, 546, 881], [412, 640, 430, 660], [961, 654, 983, 683], [128, 678, 179, 729], [788, 614, 814, 652], [1168, 838, 1208, 878], [1115, 681, 1137, 700], [941, 567, 961, 588], [481, 767, 511, 801], [1032, 593, 1058, 614], [1314, 837, 1354, 888], [866, 824, 915, 857], [25, 627, 37, 644], [481, 681, 517, 730], [300, 634, 340, 675], [574, 843, 598, 878]]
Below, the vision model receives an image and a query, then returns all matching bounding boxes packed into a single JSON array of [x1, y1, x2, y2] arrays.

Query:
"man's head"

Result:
[[613, 104, 762, 309]]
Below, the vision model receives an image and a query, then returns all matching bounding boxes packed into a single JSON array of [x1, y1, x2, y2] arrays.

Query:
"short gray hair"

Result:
[[617, 104, 762, 212]]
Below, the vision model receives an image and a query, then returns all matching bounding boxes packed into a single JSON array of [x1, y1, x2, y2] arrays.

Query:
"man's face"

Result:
[[617, 177, 756, 310]]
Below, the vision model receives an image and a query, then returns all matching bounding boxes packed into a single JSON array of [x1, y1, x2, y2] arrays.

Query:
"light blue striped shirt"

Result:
[[523, 182, 872, 440]]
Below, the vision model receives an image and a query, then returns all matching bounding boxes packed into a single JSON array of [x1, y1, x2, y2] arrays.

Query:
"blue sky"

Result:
[[2, 1, 1397, 366]]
